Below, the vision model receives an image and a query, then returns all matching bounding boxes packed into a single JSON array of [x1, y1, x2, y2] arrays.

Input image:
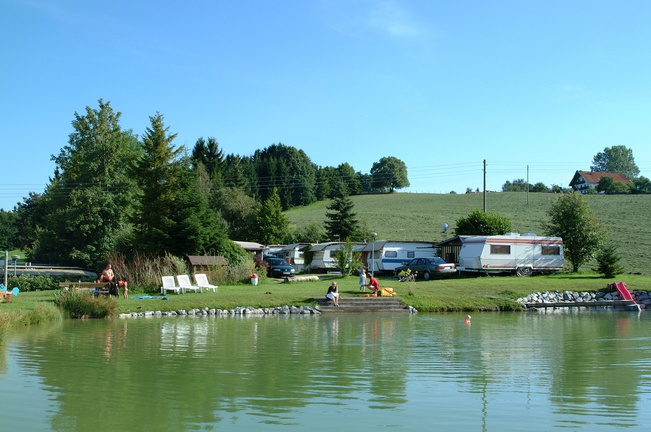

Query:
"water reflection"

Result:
[[0, 311, 650, 431]]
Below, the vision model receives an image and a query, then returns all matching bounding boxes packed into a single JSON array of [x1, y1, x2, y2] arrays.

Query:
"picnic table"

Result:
[[58, 282, 112, 296]]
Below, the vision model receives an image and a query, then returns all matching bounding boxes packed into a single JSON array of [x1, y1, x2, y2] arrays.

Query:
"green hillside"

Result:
[[285, 192, 651, 276]]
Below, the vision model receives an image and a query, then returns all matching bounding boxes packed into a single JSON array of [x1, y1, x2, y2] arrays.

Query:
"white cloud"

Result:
[[366, 0, 423, 38]]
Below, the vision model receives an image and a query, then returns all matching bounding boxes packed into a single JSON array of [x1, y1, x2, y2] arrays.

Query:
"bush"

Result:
[[54, 290, 117, 319], [5, 275, 59, 292]]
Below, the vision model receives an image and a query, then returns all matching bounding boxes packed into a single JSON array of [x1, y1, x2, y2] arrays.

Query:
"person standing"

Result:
[[118, 277, 128, 300], [358, 268, 367, 292]]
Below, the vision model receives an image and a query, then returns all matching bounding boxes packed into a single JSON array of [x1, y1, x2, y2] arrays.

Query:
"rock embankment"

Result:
[[517, 289, 650, 308], [118, 305, 322, 319]]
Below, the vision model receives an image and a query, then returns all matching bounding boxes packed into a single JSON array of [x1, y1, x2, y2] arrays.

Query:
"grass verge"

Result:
[[2, 272, 648, 327]]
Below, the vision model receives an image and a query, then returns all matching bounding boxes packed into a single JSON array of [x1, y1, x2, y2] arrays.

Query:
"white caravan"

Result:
[[457, 233, 564, 276], [363, 240, 438, 274]]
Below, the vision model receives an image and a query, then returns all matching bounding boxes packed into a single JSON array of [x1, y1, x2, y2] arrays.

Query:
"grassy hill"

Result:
[[285, 192, 651, 276]]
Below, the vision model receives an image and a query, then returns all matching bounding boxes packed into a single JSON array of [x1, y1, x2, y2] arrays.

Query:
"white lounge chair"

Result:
[[176, 274, 202, 293], [194, 273, 218, 292], [161, 276, 181, 294]]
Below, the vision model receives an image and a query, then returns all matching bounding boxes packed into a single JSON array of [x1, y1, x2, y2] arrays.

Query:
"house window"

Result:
[[541, 245, 560, 255], [385, 251, 397, 258], [407, 252, 415, 258], [490, 245, 511, 255]]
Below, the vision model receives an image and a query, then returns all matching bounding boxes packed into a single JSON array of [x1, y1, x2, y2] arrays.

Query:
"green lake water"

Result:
[[1, 309, 650, 431]]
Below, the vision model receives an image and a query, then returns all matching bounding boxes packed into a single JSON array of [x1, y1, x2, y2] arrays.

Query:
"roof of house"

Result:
[[187, 255, 227, 266], [570, 170, 631, 186]]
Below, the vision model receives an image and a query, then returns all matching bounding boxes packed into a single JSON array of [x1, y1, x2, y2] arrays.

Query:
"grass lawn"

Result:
[[4, 272, 649, 318]]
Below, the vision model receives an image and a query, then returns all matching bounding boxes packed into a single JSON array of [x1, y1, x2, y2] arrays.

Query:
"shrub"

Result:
[[6, 274, 59, 292], [54, 290, 117, 319]]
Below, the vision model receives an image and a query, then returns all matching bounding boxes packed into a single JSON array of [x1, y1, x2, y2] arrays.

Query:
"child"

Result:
[[118, 277, 128, 300], [359, 267, 367, 292]]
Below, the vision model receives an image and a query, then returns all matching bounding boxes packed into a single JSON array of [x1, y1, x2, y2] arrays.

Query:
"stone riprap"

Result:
[[118, 305, 323, 319], [517, 290, 650, 307]]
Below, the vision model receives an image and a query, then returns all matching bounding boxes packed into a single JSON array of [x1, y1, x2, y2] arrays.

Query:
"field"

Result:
[[285, 192, 651, 276]]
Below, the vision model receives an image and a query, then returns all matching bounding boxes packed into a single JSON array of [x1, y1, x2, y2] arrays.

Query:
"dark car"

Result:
[[394, 257, 456, 280], [264, 257, 296, 278]]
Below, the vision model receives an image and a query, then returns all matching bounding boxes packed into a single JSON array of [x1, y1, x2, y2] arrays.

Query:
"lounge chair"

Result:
[[176, 274, 202, 294], [194, 273, 218, 292], [161, 276, 181, 294]]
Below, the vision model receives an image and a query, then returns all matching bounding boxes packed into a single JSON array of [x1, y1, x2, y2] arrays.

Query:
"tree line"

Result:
[[0, 100, 409, 270], [501, 145, 649, 194]]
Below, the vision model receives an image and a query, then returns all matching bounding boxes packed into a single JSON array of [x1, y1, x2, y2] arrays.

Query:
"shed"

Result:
[[435, 236, 471, 265], [187, 255, 227, 273]]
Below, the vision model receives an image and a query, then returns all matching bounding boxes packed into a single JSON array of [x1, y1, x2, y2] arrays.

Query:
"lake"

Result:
[[1, 309, 650, 431]]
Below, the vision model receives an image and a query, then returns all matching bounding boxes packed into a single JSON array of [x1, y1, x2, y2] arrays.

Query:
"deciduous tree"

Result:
[[370, 156, 409, 193], [590, 145, 640, 180], [544, 192, 604, 272], [455, 210, 512, 235]]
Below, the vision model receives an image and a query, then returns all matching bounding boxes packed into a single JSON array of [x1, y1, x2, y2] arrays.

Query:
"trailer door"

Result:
[[514, 242, 535, 275]]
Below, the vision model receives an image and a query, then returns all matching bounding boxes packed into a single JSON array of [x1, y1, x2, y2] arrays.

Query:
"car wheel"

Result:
[[423, 271, 431, 281]]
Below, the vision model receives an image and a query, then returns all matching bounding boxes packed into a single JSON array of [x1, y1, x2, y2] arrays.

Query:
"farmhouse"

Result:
[[569, 170, 631, 194]]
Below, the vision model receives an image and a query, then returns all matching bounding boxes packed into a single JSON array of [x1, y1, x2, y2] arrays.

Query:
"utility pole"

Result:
[[527, 165, 530, 206], [483, 159, 487, 212], [3, 251, 7, 288]]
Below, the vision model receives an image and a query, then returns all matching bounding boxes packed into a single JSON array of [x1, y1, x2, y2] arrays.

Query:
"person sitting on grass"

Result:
[[326, 282, 340, 307]]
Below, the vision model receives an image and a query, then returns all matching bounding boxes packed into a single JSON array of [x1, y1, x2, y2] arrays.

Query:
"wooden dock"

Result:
[[524, 300, 640, 310], [315, 296, 412, 313]]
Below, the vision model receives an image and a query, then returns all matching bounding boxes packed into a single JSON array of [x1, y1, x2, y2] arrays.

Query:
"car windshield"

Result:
[[267, 258, 289, 266], [429, 257, 446, 264]]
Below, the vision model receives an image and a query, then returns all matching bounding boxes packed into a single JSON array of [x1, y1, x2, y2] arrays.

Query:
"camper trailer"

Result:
[[457, 233, 564, 276], [363, 240, 439, 274], [306, 242, 367, 273]]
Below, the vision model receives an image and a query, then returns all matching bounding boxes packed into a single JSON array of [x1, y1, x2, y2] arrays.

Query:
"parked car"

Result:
[[393, 257, 456, 280], [264, 257, 296, 278]]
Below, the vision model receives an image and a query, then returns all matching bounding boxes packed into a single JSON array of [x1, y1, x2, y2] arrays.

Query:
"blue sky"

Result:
[[2, 0, 650, 210]]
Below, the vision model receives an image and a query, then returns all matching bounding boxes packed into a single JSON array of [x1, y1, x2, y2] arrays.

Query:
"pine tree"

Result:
[[325, 195, 361, 241], [595, 243, 624, 278], [255, 188, 290, 245]]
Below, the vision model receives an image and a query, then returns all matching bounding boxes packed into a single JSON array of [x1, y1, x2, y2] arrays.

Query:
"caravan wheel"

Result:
[[516, 267, 532, 277]]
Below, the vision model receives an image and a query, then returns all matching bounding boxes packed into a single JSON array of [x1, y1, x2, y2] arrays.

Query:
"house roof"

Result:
[[570, 170, 631, 186], [187, 255, 227, 266]]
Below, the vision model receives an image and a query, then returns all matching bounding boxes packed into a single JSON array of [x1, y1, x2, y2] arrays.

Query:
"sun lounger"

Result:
[[161, 276, 181, 294], [176, 274, 202, 293], [194, 273, 218, 292]]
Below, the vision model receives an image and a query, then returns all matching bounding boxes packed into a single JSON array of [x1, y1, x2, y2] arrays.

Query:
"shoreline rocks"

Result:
[[118, 304, 324, 319], [517, 289, 650, 308]]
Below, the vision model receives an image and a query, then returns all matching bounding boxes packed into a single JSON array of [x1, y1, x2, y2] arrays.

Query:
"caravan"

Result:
[[364, 240, 438, 274], [457, 233, 564, 276]]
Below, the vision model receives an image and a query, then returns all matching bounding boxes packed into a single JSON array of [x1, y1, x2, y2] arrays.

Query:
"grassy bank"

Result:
[[2, 273, 648, 326]]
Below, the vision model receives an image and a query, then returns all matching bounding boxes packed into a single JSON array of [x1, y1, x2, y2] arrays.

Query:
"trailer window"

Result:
[[490, 245, 511, 255], [541, 245, 560, 255], [385, 251, 397, 258], [407, 251, 415, 258]]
